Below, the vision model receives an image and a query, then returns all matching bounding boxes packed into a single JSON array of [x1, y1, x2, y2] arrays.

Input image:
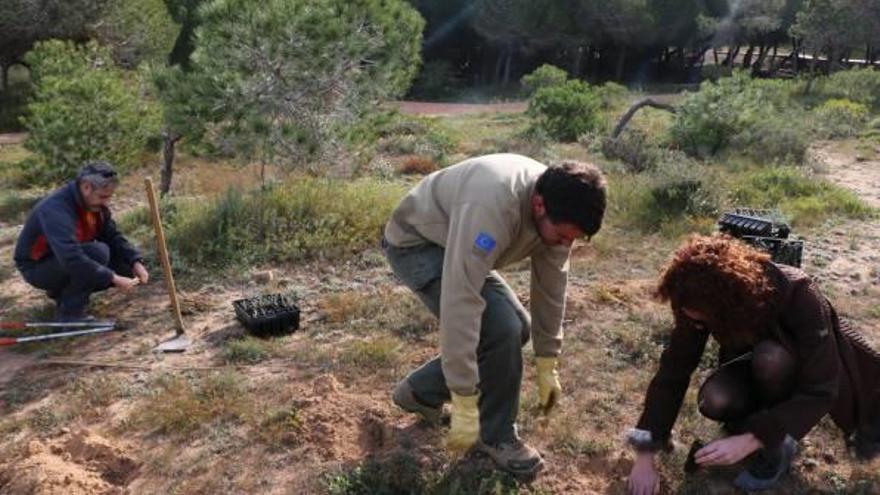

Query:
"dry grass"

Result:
[[397, 155, 438, 175], [135, 372, 251, 438]]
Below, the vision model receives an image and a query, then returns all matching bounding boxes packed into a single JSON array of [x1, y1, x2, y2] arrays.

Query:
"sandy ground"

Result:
[[0, 131, 878, 493]]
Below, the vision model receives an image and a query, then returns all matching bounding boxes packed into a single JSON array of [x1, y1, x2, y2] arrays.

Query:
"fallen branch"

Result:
[[611, 98, 678, 139]]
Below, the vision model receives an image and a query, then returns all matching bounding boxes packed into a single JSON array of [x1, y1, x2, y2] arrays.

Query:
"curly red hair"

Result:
[[657, 234, 776, 344]]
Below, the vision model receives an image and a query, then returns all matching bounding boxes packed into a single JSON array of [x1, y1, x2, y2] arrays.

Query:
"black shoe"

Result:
[[733, 436, 797, 491], [854, 430, 880, 461]]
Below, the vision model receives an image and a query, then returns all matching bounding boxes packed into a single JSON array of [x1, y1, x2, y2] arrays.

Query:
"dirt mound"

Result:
[[0, 431, 140, 495], [297, 374, 400, 461]]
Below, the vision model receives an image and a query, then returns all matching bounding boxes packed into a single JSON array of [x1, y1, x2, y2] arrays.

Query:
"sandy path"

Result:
[[394, 100, 527, 116], [814, 144, 880, 208]]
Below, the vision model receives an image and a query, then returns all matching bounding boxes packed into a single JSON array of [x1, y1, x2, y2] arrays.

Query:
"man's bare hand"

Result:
[[696, 433, 763, 466], [113, 274, 140, 292], [132, 261, 149, 284]]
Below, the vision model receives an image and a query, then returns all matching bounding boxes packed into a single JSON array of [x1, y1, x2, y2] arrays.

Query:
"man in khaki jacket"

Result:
[[383, 153, 606, 475]]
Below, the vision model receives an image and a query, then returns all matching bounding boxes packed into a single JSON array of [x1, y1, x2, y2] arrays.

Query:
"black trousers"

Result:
[[18, 241, 132, 318]]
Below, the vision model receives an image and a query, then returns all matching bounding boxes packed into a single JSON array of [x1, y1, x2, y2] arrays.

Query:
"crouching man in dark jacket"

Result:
[[14, 161, 148, 321]]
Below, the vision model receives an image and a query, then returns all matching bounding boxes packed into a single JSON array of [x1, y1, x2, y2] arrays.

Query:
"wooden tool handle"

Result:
[[144, 178, 186, 335], [0, 322, 24, 330], [0, 337, 17, 346]]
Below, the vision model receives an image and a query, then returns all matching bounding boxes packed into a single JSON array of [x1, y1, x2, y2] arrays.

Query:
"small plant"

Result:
[[326, 451, 428, 495], [340, 337, 402, 369], [222, 336, 276, 364], [257, 405, 304, 449]]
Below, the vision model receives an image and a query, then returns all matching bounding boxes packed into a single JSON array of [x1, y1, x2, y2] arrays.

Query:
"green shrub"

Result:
[[521, 64, 569, 94], [608, 158, 722, 233], [819, 68, 880, 110], [811, 98, 870, 139], [671, 73, 754, 157], [20, 40, 161, 185], [595, 81, 629, 110], [671, 72, 808, 163], [527, 80, 603, 142], [730, 113, 810, 164], [644, 161, 722, 224], [0, 190, 41, 224], [601, 129, 662, 173], [732, 167, 874, 226], [0, 66, 31, 132], [146, 178, 405, 269], [348, 109, 455, 165]]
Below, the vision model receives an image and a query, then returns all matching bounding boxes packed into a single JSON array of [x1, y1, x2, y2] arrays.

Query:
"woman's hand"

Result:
[[628, 452, 660, 495], [695, 433, 763, 466]]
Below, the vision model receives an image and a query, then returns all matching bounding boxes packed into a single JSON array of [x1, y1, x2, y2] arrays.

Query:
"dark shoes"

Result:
[[392, 380, 443, 425], [478, 438, 545, 476], [733, 435, 797, 491], [853, 427, 880, 461]]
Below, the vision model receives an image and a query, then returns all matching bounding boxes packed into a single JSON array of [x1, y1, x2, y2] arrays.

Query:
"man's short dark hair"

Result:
[[535, 160, 607, 238], [76, 161, 119, 188]]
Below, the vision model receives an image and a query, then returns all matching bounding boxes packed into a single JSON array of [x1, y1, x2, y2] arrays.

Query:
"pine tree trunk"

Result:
[[574, 47, 584, 77], [502, 44, 513, 87], [160, 131, 182, 197], [723, 45, 740, 67], [742, 45, 755, 68], [615, 46, 627, 81], [751, 44, 768, 75]]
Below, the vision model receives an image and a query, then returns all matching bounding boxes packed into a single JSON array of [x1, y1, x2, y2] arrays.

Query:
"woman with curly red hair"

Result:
[[626, 235, 880, 494]]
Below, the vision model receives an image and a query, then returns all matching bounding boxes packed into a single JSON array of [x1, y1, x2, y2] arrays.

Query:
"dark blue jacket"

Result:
[[14, 181, 141, 286]]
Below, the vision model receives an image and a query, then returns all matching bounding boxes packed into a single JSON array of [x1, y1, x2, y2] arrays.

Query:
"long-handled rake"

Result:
[[145, 178, 190, 353]]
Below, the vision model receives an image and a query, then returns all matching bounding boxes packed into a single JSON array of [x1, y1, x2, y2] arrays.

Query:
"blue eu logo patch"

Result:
[[474, 232, 496, 254]]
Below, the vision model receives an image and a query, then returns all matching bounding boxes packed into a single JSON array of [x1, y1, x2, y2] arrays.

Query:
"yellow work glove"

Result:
[[448, 391, 480, 453], [536, 357, 562, 415]]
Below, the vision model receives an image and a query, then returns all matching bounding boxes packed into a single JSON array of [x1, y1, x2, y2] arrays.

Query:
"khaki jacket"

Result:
[[385, 154, 571, 395]]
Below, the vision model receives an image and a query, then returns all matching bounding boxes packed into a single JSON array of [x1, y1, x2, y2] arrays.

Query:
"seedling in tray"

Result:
[[233, 294, 300, 337]]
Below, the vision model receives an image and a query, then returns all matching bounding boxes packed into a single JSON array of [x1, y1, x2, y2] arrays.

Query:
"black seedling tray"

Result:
[[718, 208, 791, 239], [717, 208, 803, 267], [232, 294, 300, 337]]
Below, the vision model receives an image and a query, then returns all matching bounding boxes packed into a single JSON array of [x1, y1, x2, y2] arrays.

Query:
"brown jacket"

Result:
[[635, 263, 880, 449]]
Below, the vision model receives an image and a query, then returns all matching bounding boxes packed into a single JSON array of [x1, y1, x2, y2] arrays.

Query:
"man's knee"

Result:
[[481, 299, 528, 351], [81, 241, 111, 266]]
